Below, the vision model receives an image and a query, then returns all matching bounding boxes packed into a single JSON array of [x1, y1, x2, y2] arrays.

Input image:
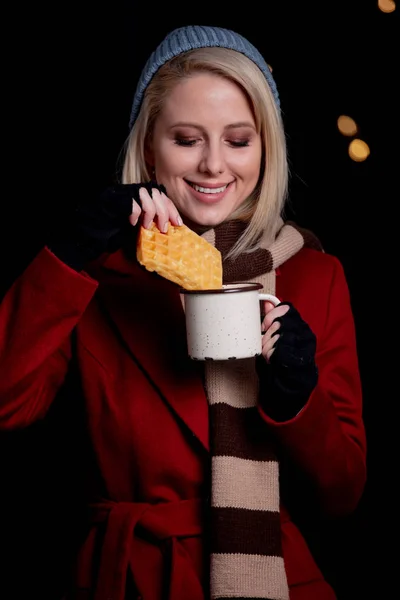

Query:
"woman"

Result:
[[0, 25, 366, 600]]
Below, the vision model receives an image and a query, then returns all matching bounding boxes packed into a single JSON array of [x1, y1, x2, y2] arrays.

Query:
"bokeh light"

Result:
[[378, 0, 396, 13], [348, 139, 370, 162], [337, 115, 358, 136]]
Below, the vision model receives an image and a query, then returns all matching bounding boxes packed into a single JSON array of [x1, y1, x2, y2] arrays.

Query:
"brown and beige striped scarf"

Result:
[[201, 218, 322, 600]]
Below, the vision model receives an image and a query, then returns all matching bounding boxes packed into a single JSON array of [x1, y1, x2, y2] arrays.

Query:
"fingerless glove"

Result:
[[257, 302, 318, 421], [48, 181, 166, 271]]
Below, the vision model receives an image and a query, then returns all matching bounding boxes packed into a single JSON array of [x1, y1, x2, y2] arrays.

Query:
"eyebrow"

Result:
[[225, 122, 256, 130], [169, 121, 256, 131]]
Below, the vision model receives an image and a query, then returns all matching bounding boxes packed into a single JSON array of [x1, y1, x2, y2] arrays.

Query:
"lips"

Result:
[[187, 181, 229, 194], [184, 179, 233, 204]]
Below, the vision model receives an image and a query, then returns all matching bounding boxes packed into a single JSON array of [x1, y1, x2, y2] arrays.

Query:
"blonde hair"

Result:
[[121, 47, 288, 257]]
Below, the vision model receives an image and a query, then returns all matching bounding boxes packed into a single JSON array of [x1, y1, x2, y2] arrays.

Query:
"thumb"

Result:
[[262, 300, 276, 315]]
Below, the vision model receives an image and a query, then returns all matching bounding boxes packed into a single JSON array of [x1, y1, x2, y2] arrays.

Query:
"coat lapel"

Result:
[[91, 250, 209, 452]]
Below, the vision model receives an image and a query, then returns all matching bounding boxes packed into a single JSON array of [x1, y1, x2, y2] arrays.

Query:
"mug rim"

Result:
[[180, 282, 263, 295]]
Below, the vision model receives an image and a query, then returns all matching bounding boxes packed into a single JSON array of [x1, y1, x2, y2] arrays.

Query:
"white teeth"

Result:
[[190, 183, 228, 194]]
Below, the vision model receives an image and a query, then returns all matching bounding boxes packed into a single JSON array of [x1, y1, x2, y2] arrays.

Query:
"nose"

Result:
[[199, 141, 225, 175]]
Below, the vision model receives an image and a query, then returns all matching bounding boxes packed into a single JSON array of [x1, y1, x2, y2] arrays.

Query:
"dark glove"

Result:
[[48, 181, 166, 271], [257, 302, 318, 422]]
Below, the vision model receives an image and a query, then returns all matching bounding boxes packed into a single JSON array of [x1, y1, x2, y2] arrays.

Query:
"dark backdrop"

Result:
[[1, 1, 397, 598]]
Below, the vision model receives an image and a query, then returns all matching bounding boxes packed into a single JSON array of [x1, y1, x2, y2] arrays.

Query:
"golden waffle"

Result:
[[137, 223, 223, 290]]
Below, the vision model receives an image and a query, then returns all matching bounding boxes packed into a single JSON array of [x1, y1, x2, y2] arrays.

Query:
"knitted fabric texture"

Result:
[[201, 219, 322, 600], [129, 25, 279, 129]]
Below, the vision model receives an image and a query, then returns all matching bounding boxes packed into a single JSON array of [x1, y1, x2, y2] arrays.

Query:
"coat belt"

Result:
[[90, 498, 205, 600]]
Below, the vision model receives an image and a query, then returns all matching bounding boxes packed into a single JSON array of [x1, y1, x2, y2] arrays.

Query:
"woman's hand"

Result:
[[47, 181, 182, 271], [258, 300, 318, 421], [128, 183, 183, 232], [261, 301, 317, 370], [261, 301, 290, 363]]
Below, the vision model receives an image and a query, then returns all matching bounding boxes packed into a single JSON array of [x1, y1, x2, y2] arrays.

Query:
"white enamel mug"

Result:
[[181, 282, 280, 361]]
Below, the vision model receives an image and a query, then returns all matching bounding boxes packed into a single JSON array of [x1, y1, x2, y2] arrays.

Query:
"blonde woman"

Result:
[[0, 25, 366, 600]]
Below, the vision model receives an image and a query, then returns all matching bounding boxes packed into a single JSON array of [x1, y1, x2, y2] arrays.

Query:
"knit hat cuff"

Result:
[[129, 25, 280, 129]]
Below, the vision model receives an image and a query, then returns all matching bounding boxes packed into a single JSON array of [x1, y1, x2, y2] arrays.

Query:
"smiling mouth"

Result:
[[185, 181, 232, 194]]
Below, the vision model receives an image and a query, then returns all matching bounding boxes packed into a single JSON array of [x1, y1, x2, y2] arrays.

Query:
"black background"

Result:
[[1, 1, 398, 598]]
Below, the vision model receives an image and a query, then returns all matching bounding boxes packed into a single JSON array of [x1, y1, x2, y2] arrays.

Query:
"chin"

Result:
[[183, 215, 224, 233], [187, 210, 229, 228]]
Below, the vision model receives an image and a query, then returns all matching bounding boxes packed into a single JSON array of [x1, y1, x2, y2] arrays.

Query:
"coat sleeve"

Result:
[[0, 247, 98, 430], [259, 256, 367, 517]]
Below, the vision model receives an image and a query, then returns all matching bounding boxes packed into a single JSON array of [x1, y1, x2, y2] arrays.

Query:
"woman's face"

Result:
[[148, 73, 262, 228]]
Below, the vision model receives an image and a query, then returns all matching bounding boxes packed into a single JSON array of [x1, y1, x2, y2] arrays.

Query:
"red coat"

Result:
[[0, 245, 366, 600]]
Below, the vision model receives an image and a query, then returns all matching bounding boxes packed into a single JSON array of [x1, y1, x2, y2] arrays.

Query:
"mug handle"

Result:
[[258, 293, 280, 306]]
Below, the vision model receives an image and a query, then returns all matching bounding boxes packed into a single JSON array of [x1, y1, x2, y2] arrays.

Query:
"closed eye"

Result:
[[174, 138, 250, 148], [174, 138, 197, 147], [229, 140, 250, 147]]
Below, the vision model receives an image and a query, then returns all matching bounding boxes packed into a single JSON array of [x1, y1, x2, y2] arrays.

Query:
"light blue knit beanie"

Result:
[[129, 25, 280, 129]]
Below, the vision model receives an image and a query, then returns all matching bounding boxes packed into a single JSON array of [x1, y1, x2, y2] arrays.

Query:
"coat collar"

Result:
[[91, 250, 209, 453]]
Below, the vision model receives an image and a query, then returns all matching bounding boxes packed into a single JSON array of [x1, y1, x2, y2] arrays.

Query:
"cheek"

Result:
[[234, 151, 262, 180], [155, 144, 196, 175], [230, 140, 262, 168]]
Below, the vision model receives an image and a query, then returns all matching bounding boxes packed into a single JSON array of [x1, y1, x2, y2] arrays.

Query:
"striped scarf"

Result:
[[201, 219, 322, 600]]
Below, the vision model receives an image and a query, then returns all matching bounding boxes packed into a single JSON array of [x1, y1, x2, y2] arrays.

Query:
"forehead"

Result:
[[160, 73, 254, 122]]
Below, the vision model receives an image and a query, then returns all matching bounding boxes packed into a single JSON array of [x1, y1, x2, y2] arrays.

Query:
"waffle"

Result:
[[137, 223, 223, 290]]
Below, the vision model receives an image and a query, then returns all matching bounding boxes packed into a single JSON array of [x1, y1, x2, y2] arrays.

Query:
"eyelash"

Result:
[[174, 138, 250, 148]]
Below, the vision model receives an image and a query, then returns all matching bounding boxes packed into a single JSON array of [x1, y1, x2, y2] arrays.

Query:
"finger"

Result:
[[262, 333, 279, 363], [151, 189, 170, 233], [163, 193, 183, 227], [262, 328, 280, 351], [262, 321, 281, 340], [266, 346, 276, 362], [262, 300, 276, 316], [261, 303, 291, 332], [138, 187, 156, 229], [261, 340, 277, 363], [128, 200, 142, 226]]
